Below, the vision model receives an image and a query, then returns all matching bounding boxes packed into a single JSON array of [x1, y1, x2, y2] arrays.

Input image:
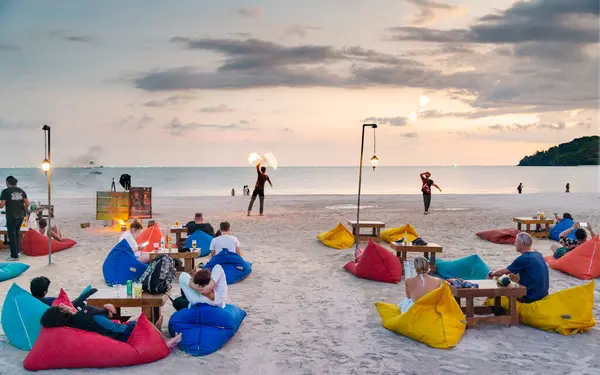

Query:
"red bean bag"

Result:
[[20, 229, 77, 257], [476, 228, 520, 245], [23, 290, 170, 371], [136, 223, 163, 252], [344, 240, 402, 284], [545, 235, 600, 280]]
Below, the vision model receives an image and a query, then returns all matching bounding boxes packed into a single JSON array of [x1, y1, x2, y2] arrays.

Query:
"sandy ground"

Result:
[[0, 192, 599, 375]]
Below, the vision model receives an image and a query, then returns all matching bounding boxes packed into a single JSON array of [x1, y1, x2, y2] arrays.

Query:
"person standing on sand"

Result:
[[0, 176, 29, 261], [419, 171, 441, 215], [517, 183, 523, 194], [247, 162, 273, 216], [565, 183, 570, 193]]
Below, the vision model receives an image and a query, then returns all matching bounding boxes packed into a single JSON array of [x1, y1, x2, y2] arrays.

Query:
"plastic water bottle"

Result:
[[160, 236, 165, 250], [403, 231, 408, 246], [536, 209, 540, 219]]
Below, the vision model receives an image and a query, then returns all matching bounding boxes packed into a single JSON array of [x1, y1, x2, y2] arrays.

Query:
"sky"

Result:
[[0, 0, 598, 167]]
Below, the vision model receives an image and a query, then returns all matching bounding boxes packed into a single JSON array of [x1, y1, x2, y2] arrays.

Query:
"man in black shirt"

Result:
[[185, 213, 215, 237], [247, 162, 273, 216], [0, 176, 29, 260]]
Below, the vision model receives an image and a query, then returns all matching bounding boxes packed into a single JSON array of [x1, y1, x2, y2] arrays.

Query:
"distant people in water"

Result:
[[420, 171, 441, 215], [111, 178, 116, 192], [38, 218, 63, 241], [565, 183, 570, 193], [517, 183, 523, 194], [185, 213, 215, 237], [247, 162, 273, 216], [231, 188, 235, 196], [243, 185, 250, 196]]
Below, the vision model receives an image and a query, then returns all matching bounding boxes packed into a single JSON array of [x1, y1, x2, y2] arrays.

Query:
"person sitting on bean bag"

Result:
[[210, 222, 241, 257], [30, 276, 97, 308], [118, 220, 151, 264], [38, 218, 63, 242], [40, 302, 182, 347], [397, 257, 443, 313], [178, 266, 228, 309], [550, 222, 595, 259]]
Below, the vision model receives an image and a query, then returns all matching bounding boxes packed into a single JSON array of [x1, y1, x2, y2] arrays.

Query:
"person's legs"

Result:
[[550, 243, 561, 252], [247, 189, 259, 214], [258, 189, 265, 215], [6, 217, 22, 259], [423, 194, 432, 213]]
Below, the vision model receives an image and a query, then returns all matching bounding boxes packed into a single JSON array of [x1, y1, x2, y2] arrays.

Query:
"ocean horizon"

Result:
[[0, 166, 597, 200]]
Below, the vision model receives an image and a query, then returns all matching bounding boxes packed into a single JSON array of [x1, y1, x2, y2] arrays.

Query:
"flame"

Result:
[[118, 220, 125, 226]]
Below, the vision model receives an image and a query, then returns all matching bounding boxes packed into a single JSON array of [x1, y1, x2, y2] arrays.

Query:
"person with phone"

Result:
[[118, 220, 151, 263], [551, 221, 595, 259]]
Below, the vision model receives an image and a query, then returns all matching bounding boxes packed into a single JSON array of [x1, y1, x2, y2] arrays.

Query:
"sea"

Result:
[[0, 166, 597, 200]]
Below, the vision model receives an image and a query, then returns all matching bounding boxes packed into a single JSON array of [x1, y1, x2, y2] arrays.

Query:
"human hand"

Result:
[[104, 304, 117, 316], [573, 222, 580, 229]]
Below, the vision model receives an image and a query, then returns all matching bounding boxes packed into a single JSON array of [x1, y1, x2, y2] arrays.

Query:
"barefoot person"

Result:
[[38, 218, 63, 241], [247, 162, 273, 216], [397, 256, 442, 313], [179, 265, 228, 309], [0, 176, 29, 261], [40, 303, 182, 348], [419, 171, 441, 215]]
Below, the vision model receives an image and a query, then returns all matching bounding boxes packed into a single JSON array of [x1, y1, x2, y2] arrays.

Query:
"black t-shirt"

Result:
[[185, 221, 215, 237], [0, 186, 27, 219], [255, 165, 271, 190]]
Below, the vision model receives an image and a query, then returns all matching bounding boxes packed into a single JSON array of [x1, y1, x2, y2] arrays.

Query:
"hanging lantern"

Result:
[[370, 155, 379, 171]]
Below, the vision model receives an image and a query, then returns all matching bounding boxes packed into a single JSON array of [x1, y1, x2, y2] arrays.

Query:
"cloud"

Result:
[[68, 145, 103, 166], [50, 30, 95, 44], [144, 94, 196, 107], [405, 0, 464, 26], [284, 25, 321, 38], [389, 0, 599, 44], [401, 132, 418, 138], [119, 114, 154, 129], [0, 119, 32, 130], [236, 6, 261, 18], [165, 117, 257, 136], [0, 43, 19, 50], [488, 122, 567, 132], [198, 104, 234, 113], [361, 116, 410, 127], [230, 32, 253, 38]]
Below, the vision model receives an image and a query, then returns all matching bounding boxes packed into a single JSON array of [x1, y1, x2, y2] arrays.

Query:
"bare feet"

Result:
[[165, 332, 182, 349]]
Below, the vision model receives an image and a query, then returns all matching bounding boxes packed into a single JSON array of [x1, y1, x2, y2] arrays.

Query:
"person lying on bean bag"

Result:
[[40, 302, 182, 346], [550, 222, 595, 259]]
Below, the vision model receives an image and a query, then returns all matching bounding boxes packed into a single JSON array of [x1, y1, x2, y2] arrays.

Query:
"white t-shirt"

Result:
[[209, 234, 240, 256], [119, 231, 138, 251], [179, 265, 228, 308]]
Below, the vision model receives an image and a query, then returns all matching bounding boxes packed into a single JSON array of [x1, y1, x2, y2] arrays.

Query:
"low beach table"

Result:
[[347, 220, 385, 243], [0, 227, 29, 250], [149, 250, 198, 275], [170, 227, 187, 245], [450, 279, 526, 328], [390, 242, 443, 275], [86, 289, 168, 328], [512, 217, 554, 238]]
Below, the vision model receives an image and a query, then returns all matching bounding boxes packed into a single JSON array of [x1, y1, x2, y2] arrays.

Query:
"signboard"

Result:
[[96, 192, 129, 221], [129, 187, 152, 219]]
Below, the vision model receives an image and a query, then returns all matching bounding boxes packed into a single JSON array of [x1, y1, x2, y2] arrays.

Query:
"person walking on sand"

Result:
[[247, 162, 273, 216], [0, 176, 29, 261], [420, 171, 441, 215], [517, 183, 523, 194]]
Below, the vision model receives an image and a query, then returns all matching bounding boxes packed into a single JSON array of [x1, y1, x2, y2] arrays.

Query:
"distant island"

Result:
[[518, 136, 599, 166]]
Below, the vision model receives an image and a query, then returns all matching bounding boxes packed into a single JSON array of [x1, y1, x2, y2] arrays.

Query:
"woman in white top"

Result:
[[118, 220, 150, 264], [398, 256, 442, 313], [209, 221, 241, 257]]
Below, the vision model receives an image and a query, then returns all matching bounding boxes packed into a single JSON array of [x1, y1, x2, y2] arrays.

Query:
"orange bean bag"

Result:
[[476, 228, 520, 244], [343, 240, 402, 284], [23, 289, 170, 371], [20, 229, 77, 257], [545, 235, 600, 280], [136, 223, 163, 252]]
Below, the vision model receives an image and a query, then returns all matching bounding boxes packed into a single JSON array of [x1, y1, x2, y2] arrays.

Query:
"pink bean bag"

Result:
[[20, 229, 76, 257], [23, 289, 169, 371], [344, 240, 402, 284], [476, 228, 520, 245]]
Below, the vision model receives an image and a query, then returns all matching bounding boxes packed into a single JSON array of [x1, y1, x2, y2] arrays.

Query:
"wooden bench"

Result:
[[86, 290, 169, 328], [450, 279, 526, 328], [0, 227, 28, 250], [512, 217, 554, 238], [390, 242, 443, 275], [347, 220, 385, 243]]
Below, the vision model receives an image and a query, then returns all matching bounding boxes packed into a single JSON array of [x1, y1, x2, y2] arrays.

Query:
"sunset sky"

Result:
[[0, 0, 598, 167]]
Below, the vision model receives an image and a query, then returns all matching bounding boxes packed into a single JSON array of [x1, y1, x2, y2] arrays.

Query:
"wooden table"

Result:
[[347, 220, 385, 243], [170, 227, 187, 246], [0, 227, 29, 250], [86, 289, 169, 328], [149, 250, 198, 275], [450, 279, 526, 328], [512, 217, 554, 238], [390, 242, 443, 275]]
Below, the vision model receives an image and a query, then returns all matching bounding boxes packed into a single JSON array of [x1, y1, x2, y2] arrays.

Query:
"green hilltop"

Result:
[[518, 136, 599, 166]]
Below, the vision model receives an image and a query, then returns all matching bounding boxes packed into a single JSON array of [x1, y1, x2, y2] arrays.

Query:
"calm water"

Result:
[[0, 166, 597, 200]]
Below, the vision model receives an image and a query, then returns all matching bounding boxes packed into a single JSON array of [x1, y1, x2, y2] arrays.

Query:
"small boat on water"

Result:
[[87, 161, 103, 174]]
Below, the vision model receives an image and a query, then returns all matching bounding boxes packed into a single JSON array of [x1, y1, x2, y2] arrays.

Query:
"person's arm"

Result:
[[267, 176, 273, 188], [419, 172, 428, 180], [93, 315, 128, 333], [0, 201, 5, 209], [588, 223, 595, 238], [189, 278, 216, 295], [405, 278, 411, 299], [0, 190, 7, 209], [208, 224, 215, 237], [560, 223, 577, 239], [23, 197, 29, 210], [256, 163, 261, 173], [488, 268, 511, 278], [209, 238, 216, 257], [235, 237, 241, 255], [433, 183, 442, 192]]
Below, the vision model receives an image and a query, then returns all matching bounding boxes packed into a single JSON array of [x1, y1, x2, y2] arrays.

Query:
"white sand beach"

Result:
[[0, 193, 598, 375]]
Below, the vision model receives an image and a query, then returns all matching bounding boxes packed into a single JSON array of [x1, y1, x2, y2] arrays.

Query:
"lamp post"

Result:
[[355, 124, 378, 257], [42, 125, 52, 265]]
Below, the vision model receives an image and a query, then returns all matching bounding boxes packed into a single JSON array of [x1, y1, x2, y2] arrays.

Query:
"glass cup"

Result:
[[175, 221, 179, 227], [153, 243, 159, 252], [133, 282, 143, 298], [192, 240, 197, 250], [115, 284, 121, 298]]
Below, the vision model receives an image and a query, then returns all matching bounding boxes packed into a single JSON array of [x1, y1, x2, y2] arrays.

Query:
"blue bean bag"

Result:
[[0, 262, 29, 282], [435, 254, 490, 280], [1, 283, 49, 350], [168, 303, 246, 356], [185, 230, 212, 257], [550, 218, 577, 241], [102, 240, 148, 286], [203, 249, 252, 284]]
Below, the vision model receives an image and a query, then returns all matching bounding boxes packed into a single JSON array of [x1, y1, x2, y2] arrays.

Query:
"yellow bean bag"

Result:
[[375, 283, 466, 349], [484, 281, 595, 336], [380, 224, 418, 243], [317, 223, 355, 249]]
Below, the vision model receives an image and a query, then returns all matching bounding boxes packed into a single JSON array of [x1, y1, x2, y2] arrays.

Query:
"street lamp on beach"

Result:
[[355, 124, 378, 257], [41, 125, 52, 265]]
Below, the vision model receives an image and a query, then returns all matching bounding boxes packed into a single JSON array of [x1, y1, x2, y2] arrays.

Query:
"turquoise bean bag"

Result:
[[185, 230, 212, 257], [0, 262, 29, 282], [435, 254, 490, 280], [1, 283, 49, 350]]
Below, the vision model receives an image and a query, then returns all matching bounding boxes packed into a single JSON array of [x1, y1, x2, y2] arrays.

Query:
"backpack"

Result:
[[139, 255, 176, 294]]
